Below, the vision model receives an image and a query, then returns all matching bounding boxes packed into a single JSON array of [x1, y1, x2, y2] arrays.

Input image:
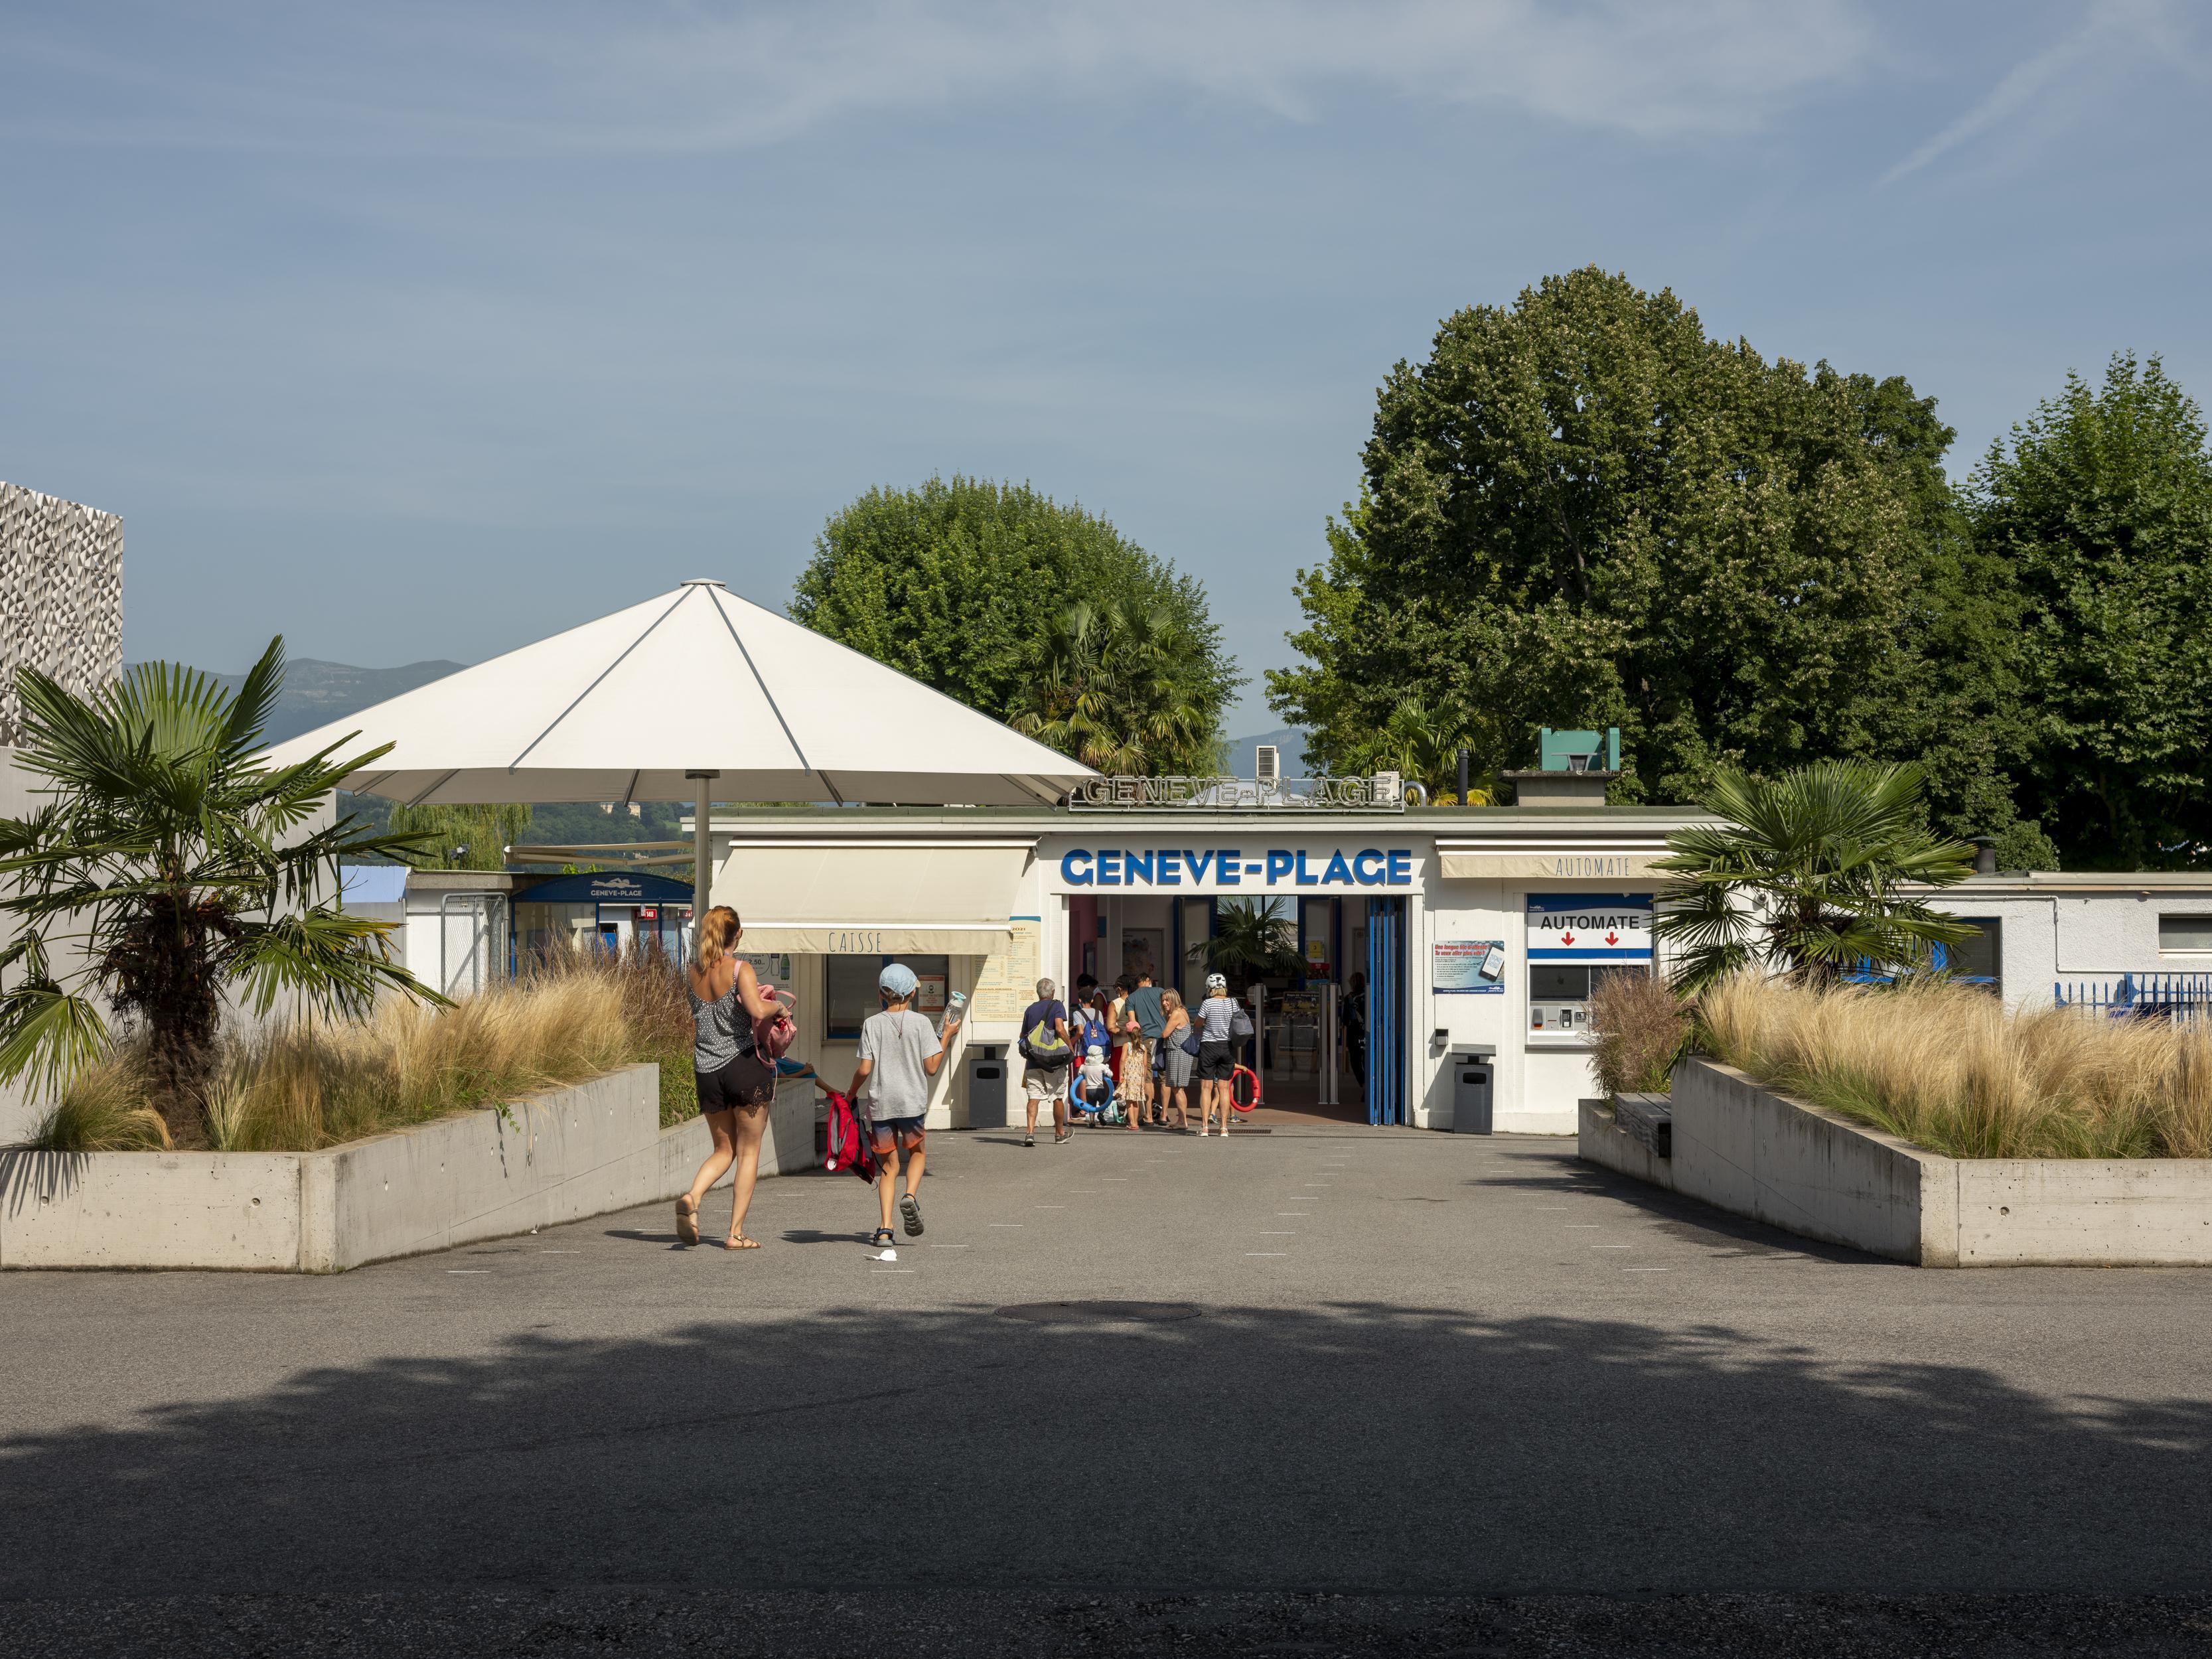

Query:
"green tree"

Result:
[[1009, 597, 1218, 775], [1968, 354, 2212, 868], [1268, 268, 2037, 851], [1651, 760, 1978, 992], [0, 640, 440, 1139], [792, 476, 1237, 774], [390, 802, 533, 871]]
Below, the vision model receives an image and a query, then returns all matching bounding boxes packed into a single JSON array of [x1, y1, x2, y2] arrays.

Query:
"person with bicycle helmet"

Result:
[[1195, 972, 1241, 1137]]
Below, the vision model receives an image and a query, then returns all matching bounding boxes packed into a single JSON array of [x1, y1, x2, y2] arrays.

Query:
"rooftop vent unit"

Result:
[[1255, 744, 1281, 788]]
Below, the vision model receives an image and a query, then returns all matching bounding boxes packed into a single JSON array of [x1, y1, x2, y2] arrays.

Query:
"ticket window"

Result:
[[826, 954, 950, 1040], [1530, 964, 1653, 1033]]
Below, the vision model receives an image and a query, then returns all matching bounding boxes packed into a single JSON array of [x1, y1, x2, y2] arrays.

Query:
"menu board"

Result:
[[972, 918, 1042, 1024]]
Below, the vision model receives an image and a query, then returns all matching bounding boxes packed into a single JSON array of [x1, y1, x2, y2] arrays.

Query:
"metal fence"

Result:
[[2053, 973, 2212, 1021]]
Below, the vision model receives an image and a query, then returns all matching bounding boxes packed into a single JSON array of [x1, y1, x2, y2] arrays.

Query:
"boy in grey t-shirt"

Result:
[[848, 962, 962, 1246]]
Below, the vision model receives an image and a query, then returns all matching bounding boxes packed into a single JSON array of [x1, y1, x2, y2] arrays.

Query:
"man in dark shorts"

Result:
[[1017, 976, 1073, 1147]]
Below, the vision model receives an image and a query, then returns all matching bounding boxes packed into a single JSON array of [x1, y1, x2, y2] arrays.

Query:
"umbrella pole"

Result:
[[688, 770, 719, 932]]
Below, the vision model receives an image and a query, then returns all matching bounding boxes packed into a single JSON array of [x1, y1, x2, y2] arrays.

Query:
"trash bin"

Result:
[[1451, 1052, 1493, 1134], [966, 1045, 1009, 1129]]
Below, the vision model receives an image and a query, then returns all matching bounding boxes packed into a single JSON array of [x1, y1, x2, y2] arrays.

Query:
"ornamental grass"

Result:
[[25, 945, 703, 1153], [1699, 974, 2212, 1160]]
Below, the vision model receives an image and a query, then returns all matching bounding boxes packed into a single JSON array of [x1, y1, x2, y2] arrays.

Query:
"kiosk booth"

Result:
[[699, 796, 1706, 1134]]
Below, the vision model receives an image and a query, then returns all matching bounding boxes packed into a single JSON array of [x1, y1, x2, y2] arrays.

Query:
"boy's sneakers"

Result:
[[899, 1192, 924, 1236], [1023, 1133, 1035, 1147]]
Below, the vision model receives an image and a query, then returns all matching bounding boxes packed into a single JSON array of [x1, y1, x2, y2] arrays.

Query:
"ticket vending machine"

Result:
[[1451, 1048, 1495, 1134]]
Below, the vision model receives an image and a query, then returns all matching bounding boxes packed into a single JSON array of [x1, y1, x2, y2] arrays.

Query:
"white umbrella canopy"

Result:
[[267, 579, 1094, 808], [268, 579, 1098, 918]]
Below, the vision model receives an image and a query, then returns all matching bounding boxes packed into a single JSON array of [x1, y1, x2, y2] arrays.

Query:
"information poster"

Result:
[[1524, 894, 1653, 962], [970, 918, 1042, 1024], [1434, 939, 1507, 994]]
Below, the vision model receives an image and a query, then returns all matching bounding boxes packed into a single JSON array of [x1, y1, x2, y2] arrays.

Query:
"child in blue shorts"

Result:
[[847, 962, 962, 1248]]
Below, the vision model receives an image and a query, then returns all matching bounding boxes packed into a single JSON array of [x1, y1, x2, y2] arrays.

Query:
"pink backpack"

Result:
[[753, 983, 798, 1061], [823, 1090, 877, 1183]]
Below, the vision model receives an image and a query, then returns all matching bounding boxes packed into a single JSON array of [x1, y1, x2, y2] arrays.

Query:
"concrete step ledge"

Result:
[[1, 1065, 821, 1273], [1579, 1058, 2212, 1267]]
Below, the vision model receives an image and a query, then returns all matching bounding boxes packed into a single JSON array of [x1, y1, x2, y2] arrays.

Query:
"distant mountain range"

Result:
[[168, 657, 469, 746], [1222, 727, 1311, 778]]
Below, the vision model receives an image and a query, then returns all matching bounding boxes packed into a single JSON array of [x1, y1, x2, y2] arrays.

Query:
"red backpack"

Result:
[[753, 984, 798, 1061], [823, 1090, 877, 1183]]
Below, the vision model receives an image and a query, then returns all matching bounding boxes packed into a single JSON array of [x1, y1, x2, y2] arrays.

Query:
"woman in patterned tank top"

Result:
[[676, 904, 782, 1249]]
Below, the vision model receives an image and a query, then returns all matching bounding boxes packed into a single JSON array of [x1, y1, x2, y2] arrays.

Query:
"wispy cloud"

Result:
[[1880, 0, 2197, 185], [11, 1, 1875, 157]]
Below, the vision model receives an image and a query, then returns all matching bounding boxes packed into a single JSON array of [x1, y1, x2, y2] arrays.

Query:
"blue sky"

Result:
[[5, 1, 2208, 731]]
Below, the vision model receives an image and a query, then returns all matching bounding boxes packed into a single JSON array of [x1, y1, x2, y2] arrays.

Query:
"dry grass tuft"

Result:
[[27, 1051, 173, 1151], [1587, 970, 1694, 1098], [1699, 974, 2212, 1159], [23, 945, 703, 1154]]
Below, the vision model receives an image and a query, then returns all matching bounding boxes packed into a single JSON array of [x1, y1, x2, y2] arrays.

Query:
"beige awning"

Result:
[[1436, 837, 1671, 882], [709, 839, 1030, 955]]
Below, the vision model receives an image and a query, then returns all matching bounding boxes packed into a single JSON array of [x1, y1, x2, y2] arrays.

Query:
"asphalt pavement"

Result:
[[5, 1124, 2212, 1656]]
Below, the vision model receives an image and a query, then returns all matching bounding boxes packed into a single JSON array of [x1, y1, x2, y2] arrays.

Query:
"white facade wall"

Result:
[[1935, 879, 2212, 1008]]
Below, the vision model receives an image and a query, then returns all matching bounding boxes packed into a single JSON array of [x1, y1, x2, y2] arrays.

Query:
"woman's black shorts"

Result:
[[696, 1050, 776, 1113], [1197, 1040, 1237, 1082]]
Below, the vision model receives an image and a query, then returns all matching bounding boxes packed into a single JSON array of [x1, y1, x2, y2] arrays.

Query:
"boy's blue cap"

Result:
[[879, 962, 919, 997]]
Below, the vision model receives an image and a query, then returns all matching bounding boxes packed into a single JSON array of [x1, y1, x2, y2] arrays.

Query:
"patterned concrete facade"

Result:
[[0, 481, 123, 745]]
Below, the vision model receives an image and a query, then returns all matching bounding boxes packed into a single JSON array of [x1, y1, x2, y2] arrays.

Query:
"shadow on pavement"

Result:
[[3, 1299, 2209, 1605]]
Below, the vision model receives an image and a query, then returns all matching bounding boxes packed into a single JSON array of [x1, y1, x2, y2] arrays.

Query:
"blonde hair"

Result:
[[1161, 989, 1183, 1013], [691, 905, 741, 972]]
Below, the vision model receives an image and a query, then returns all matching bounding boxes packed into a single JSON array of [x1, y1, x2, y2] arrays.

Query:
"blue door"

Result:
[[1366, 897, 1406, 1125]]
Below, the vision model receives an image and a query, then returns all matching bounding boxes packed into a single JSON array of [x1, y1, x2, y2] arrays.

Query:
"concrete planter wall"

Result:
[[1578, 1057, 2212, 1267], [0, 1065, 819, 1273]]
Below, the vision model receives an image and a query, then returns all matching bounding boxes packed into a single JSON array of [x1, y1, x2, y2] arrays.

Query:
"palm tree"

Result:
[[1349, 695, 1493, 803], [1012, 597, 1217, 776], [1651, 760, 1978, 993], [0, 639, 443, 1140], [1189, 897, 1300, 988]]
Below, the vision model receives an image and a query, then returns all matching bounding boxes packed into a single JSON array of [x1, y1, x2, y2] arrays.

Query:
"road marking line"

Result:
[[1276, 1212, 1309, 1216], [1592, 1245, 1633, 1250], [1623, 1267, 1672, 1273], [871, 1269, 917, 1274], [1035, 1205, 1066, 1210], [541, 1250, 580, 1254], [447, 1269, 489, 1275], [1244, 1252, 1289, 1258], [990, 1224, 1025, 1228], [1564, 1226, 1601, 1230], [1258, 1231, 1295, 1235]]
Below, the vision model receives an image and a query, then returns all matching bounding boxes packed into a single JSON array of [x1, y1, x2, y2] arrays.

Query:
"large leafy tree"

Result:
[[1268, 268, 2039, 855], [1652, 761, 1978, 992], [0, 640, 440, 1139], [1968, 354, 2212, 868], [792, 476, 1237, 774]]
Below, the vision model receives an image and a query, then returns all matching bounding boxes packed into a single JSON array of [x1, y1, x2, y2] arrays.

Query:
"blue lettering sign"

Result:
[[1387, 850, 1412, 885], [1323, 850, 1353, 886], [1220, 853, 1242, 887], [1061, 850, 1094, 886], [1266, 851, 1295, 885], [1098, 850, 1122, 886], [1123, 849, 1152, 885], [1183, 849, 1212, 882], [1353, 849, 1385, 885], [1157, 849, 1182, 886]]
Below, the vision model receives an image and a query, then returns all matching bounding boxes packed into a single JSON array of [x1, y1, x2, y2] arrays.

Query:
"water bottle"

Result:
[[941, 989, 967, 1035]]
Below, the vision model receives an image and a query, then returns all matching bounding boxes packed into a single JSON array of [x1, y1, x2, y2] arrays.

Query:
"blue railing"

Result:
[[2054, 973, 2212, 1021]]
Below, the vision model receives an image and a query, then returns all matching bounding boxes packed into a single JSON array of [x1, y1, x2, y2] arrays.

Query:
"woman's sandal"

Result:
[[724, 1235, 759, 1250], [675, 1194, 700, 1246], [871, 1228, 896, 1248]]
